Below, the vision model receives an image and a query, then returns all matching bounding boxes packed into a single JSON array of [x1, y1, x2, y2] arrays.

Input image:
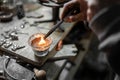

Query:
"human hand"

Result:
[[61, 0, 87, 22]]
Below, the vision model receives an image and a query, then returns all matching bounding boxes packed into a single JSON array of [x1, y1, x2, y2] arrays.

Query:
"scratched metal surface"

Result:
[[0, 6, 74, 66]]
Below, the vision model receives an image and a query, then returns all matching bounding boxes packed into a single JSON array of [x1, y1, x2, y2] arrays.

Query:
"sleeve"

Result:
[[89, 4, 120, 75]]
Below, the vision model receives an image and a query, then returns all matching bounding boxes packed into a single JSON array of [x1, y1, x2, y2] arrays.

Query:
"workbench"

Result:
[[0, 3, 92, 80]]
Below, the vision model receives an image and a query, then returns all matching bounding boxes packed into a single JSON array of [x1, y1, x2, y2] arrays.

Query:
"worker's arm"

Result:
[[61, 0, 120, 76], [89, 4, 120, 75]]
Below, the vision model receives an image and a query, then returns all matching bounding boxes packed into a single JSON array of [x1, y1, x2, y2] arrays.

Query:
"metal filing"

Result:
[[11, 45, 25, 51], [9, 32, 19, 40], [20, 21, 29, 29], [4, 41, 12, 48], [0, 39, 7, 46], [1, 33, 10, 39]]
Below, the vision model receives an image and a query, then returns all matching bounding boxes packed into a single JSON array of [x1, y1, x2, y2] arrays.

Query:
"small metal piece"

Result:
[[12, 44, 18, 48], [20, 24, 25, 29], [9, 32, 19, 40], [1, 29, 19, 39], [20, 20, 29, 29], [5, 56, 10, 59], [0, 70, 3, 75], [11, 45, 25, 51], [0, 39, 6, 46], [11, 44, 18, 51], [30, 23, 38, 27], [4, 41, 12, 48], [1, 33, 10, 39], [26, 15, 44, 18], [0, 12, 13, 22], [16, 31, 29, 35], [11, 45, 18, 51]]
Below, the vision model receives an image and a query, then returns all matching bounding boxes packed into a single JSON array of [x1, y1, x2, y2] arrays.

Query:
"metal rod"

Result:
[[44, 20, 64, 39]]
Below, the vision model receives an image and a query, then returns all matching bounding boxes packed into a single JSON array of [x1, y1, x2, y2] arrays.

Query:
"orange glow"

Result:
[[38, 36, 46, 45], [30, 33, 52, 51]]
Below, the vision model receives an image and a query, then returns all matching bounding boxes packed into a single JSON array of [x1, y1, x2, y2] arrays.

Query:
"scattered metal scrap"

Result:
[[1, 28, 29, 41], [0, 39, 6, 46], [20, 20, 29, 29], [11, 45, 25, 51], [3, 41, 12, 48], [0, 28, 26, 51]]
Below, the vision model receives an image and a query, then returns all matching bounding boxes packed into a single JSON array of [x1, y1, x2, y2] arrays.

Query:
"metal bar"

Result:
[[44, 20, 64, 39]]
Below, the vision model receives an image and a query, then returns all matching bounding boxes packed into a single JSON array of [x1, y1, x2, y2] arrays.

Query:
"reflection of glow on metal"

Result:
[[28, 33, 52, 57]]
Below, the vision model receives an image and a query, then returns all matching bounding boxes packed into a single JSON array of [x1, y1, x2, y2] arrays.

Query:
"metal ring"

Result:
[[3, 57, 17, 80], [0, 12, 13, 22]]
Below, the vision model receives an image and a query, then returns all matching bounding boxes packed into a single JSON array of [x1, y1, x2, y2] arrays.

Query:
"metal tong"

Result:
[[44, 8, 80, 39]]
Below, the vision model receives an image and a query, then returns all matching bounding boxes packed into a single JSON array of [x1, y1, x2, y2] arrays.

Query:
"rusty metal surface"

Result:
[[0, 6, 74, 66]]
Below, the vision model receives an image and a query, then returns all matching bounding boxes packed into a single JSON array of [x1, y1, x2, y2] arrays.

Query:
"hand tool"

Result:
[[44, 8, 80, 39]]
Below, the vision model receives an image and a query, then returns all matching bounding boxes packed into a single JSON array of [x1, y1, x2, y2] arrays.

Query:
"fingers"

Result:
[[61, 0, 80, 20], [64, 12, 85, 22], [61, 0, 87, 22]]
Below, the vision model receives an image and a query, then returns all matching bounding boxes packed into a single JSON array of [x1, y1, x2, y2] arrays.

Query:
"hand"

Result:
[[61, 0, 87, 22]]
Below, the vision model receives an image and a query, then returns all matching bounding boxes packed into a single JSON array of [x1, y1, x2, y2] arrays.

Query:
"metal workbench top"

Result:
[[0, 5, 74, 66]]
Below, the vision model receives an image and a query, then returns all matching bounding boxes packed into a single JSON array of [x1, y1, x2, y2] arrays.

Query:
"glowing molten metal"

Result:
[[38, 36, 46, 45], [29, 33, 52, 51]]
